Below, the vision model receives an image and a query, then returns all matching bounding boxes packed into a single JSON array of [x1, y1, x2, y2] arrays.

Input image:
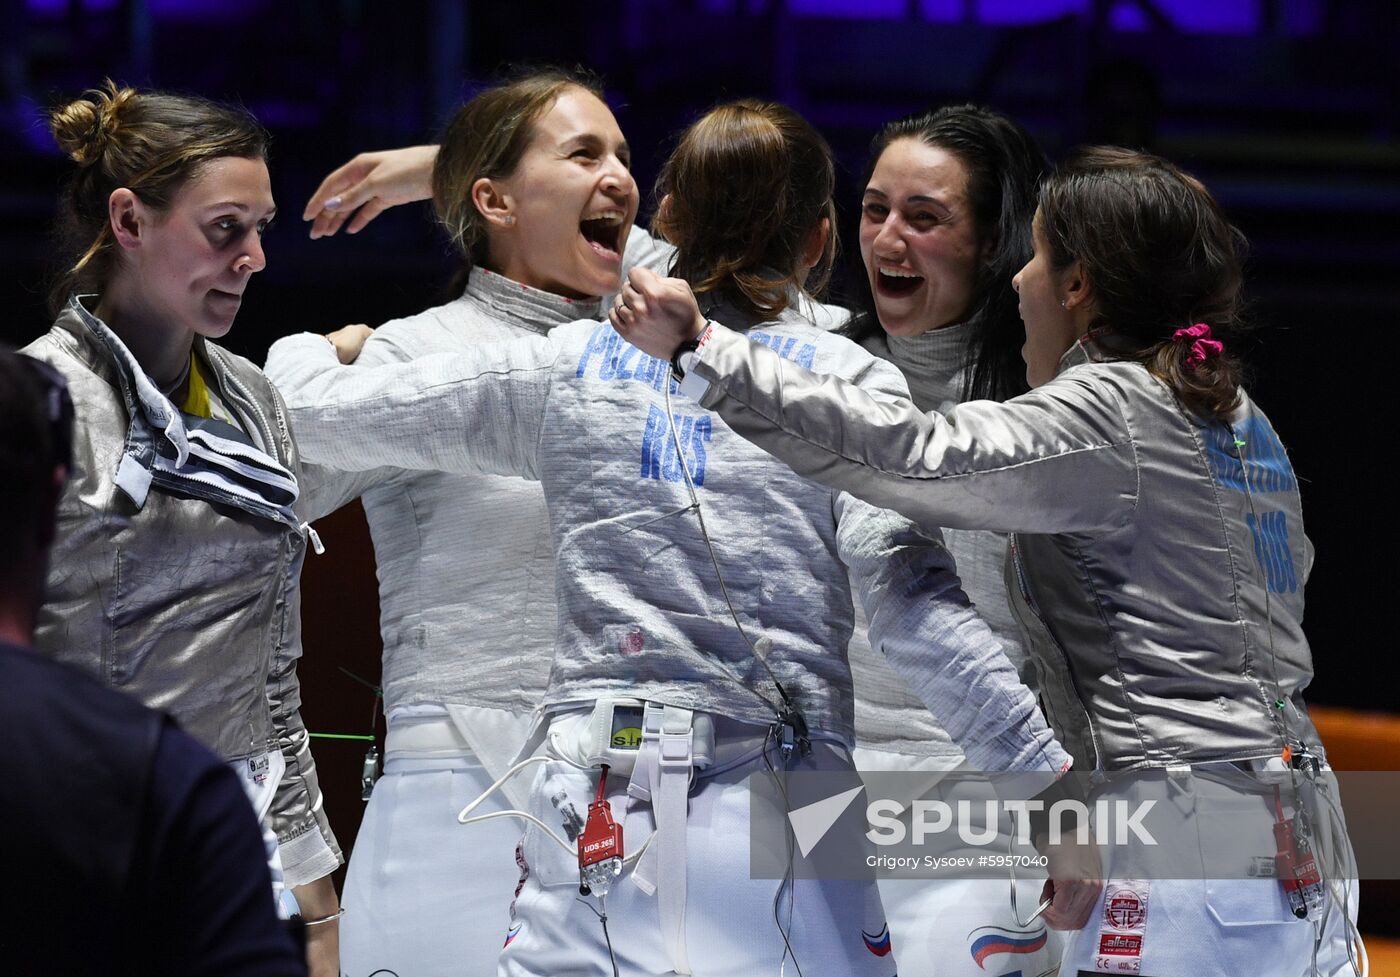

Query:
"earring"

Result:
[[1060, 300, 1067, 308], [503, 215, 516, 226]]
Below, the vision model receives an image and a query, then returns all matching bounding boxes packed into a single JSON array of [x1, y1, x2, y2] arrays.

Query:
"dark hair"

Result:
[[653, 99, 837, 321], [0, 349, 74, 572], [434, 66, 606, 273], [1039, 146, 1248, 421], [843, 104, 1047, 402], [47, 80, 269, 315]]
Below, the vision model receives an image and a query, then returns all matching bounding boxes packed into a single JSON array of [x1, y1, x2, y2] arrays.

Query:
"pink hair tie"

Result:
[[1173, 322, 1224, 368]]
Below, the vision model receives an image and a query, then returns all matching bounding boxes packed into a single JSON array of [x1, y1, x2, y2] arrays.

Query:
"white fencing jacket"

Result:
[[266, 295, 1066, 773]]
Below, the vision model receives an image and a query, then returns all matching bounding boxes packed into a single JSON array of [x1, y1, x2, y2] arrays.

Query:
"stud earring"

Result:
[[1060, 300, 1067, 308], [503, 215, 516, 226]]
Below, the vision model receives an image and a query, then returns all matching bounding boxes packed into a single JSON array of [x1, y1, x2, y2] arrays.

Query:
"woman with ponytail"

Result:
[[268, 98, 1083, 975], [25, 81, 342, 976], [617, 146, 1362, 977]]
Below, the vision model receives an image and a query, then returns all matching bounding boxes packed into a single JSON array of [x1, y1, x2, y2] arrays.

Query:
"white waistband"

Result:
[[384, 715, 473, 758]]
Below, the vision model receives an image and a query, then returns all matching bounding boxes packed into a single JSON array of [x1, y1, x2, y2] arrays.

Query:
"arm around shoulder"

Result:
[[265, 329, 561, 479], [692, 325, 1138, 535]]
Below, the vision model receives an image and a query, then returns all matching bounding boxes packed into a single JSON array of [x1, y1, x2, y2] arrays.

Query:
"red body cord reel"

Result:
[[578, 764, 624, 897]]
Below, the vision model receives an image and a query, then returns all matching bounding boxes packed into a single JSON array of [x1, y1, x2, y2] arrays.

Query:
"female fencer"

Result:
[[615, 145, 1362, 977], [23, 82, 342, 975], [271, 68, 669, 976], [841, 103, 1067, 977], [267, 100, 1093, 975]]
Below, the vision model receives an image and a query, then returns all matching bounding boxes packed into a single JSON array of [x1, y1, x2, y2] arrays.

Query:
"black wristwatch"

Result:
[[669, 335, 702, 379]]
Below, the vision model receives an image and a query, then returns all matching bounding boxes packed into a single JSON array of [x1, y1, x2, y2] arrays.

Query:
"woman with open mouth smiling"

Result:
[[839, 104, 1066, 977], [271, 97, 1082, 976], [264, 68, 669, 977]]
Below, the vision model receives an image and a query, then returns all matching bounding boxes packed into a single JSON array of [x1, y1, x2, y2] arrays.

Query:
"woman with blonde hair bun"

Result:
[[25, 80, 342, 977]]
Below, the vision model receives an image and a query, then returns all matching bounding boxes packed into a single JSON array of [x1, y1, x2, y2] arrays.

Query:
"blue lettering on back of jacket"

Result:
[[1203, 416, 1296, 493], [749, 330, 816, 369], [575, 324, 818, 388], [575, 323, 816, 485], [576, 323, 676, 392], [640, 406, 712, 484], [1202, 415, 1300, 594]]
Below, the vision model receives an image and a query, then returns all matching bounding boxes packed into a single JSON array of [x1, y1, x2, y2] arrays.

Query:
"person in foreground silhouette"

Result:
[[0, 347, 306, 977]]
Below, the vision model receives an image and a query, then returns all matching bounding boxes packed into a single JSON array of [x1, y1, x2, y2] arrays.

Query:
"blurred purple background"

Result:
[[3, 0, 1396, 920]]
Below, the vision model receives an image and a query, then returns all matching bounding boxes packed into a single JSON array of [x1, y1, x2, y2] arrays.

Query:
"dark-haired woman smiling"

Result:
[[617, 146, 1360, 977], [842, 104, 1064, 977], [269, 99, 1078, 976]]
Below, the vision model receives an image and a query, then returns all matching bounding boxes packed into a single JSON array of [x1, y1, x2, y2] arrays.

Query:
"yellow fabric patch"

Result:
[[180, 353, 212, 418]]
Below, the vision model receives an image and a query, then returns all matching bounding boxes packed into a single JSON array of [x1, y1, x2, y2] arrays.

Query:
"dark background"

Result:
[[4, 0, 1397, 932]]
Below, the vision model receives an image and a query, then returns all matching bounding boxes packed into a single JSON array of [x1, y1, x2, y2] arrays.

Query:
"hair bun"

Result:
[[49, 80, 135, 166]]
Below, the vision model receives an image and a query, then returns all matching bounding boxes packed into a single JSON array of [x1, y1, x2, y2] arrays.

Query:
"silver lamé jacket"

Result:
[[265, 299, 1068, 775], [24, 298, 341, 885], [684, 326, 1323, 774]]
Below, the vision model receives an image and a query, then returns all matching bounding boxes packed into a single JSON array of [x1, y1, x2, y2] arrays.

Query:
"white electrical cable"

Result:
[[456, 754, 552, 823], [454, 750, 657, 865], [458, 809, 575, 855], [659, 373, 791, 718], [459, 808, 656, 869], [1229, 427, 1362, 977]]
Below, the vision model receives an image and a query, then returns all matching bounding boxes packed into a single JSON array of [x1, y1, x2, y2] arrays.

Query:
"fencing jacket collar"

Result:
[[66, 295, 300, 529], [464, 265, 604, 331]]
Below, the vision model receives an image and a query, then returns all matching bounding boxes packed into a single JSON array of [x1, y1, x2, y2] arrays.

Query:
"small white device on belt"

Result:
[[583, 697, 717, 776], [586, 698, 648, 774]]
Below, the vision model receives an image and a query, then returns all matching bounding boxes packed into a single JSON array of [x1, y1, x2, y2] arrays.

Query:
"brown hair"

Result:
[[433, 67, 605, 271], [653, 100, 837, 320], [47, 80, 269, 314], [1038, 146, 1248, 421]]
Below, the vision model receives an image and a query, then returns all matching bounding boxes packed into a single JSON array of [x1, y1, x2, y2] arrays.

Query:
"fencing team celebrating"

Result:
[[19, 65, 1362, 977]]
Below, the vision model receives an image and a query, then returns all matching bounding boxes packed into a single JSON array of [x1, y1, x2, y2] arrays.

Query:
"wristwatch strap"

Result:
[[670, 337, 701, 379]]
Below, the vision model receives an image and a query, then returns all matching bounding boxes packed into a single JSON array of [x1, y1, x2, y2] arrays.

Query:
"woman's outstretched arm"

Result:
[[615, 268, 1138, 537]]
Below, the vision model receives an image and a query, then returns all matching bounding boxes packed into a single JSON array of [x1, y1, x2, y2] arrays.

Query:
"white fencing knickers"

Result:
[[340, 706, 529, 977], [853, 745, 1065, 977], [231, 749, 288, 916], [1055, 761, 1361, 977], [498, 706, 898, 977]]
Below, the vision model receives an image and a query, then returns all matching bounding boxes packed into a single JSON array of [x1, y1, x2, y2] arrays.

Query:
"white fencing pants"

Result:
[[500, 713, 897, 977], [1055, 762, 1361, 977], [853, 745, 1064, 977], [340, 711, 526, 977]]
